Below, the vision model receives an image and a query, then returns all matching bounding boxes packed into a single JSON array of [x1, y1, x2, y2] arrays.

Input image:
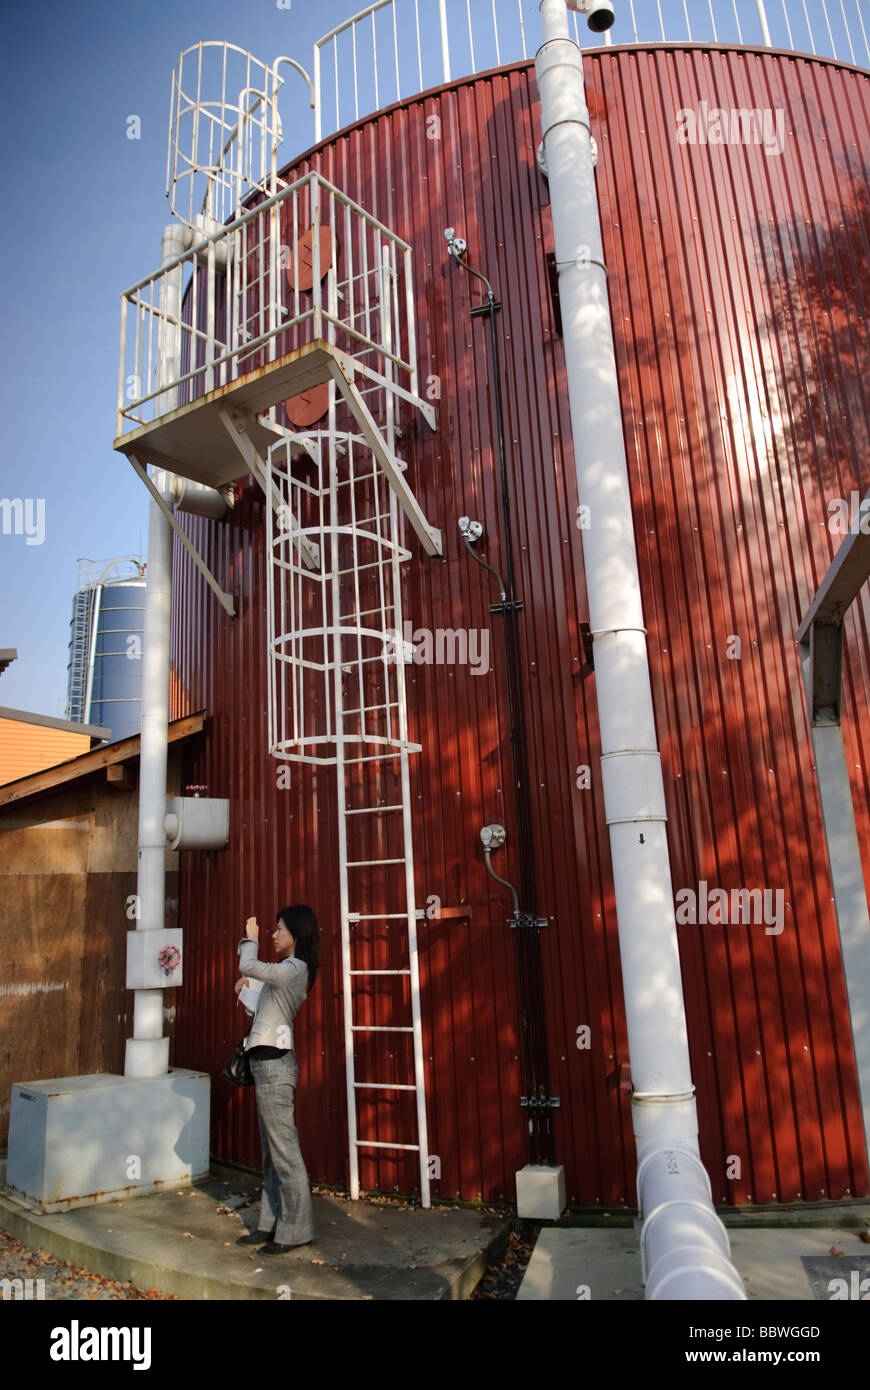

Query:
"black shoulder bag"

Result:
[[222, 1036, 254, 1086]]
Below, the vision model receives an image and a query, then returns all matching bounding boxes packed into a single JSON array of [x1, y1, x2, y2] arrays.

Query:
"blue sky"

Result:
[[0, 0, 359, 717], [0, 1, 848, 716]]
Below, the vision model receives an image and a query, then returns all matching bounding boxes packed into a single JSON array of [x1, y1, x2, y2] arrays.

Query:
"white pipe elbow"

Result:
[[638, 1145, 746, 1300]]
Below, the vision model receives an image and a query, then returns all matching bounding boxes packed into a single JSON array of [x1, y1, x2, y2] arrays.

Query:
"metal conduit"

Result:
[[537, 0, 745, 1299], [448, 247, 557, 1165]]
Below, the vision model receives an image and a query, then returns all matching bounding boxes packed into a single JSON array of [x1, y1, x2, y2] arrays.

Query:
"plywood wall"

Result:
[[0, 756, 183, 1150]]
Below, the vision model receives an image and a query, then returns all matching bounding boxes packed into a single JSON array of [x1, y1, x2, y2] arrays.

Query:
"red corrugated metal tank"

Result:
[[170, 43, 870, 1206]]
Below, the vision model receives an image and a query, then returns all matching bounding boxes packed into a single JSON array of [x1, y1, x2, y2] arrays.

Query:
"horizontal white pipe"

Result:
[[173, 478, 231, 519], [537, 0, 743, 1300]]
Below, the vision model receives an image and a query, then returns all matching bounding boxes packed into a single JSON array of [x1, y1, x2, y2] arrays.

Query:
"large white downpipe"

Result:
[[537, 1, 744, 1299], [125, 224, 189, 1080]]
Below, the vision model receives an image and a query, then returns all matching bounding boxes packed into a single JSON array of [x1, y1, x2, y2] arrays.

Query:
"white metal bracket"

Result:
[[326, 359, 442, 557], [127, 452, 236, 618], [218, 407, 321, 572]]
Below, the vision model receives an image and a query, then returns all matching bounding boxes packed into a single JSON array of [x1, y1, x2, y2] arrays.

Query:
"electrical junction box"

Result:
[[5, 1070, 210, 1213], [516, 1164, 567, 1221], [126, 927, 183, 989], [164, 796, 229, 851]]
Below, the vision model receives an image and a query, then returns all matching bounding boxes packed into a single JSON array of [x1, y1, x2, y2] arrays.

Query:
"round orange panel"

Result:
[[284, 383, 330, 428], [285, 226, 335, 292]]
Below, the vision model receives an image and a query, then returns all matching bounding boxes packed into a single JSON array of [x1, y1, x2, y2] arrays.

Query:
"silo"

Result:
[[66, 558, 146, 743], [113, 3, 869, 1217]]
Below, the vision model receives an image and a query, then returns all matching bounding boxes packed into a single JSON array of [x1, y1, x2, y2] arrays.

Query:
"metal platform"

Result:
[[113, 341, 339, 489]]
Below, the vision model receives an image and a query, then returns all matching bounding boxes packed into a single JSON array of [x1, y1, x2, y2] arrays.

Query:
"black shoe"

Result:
[[258, 1241, 294, 1254], [237, 1230, 275, 1246]]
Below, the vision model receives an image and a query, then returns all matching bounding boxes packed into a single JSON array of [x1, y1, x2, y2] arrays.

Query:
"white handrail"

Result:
[[312, 0, 868, 141], [117, 171, 422, 442]]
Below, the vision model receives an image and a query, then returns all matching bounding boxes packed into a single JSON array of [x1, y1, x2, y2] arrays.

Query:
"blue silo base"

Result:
[[4, 1069, 210, 1214]]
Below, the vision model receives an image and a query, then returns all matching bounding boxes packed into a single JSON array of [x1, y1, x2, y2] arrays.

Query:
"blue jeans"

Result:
[[250, 1051, 316, 1246]]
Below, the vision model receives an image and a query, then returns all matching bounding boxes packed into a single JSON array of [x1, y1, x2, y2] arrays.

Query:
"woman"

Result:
[[233, 904, 319, 1254]]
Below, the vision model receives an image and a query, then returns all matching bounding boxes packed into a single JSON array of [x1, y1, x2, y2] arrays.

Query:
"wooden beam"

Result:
[[106, 764, 136, 791]]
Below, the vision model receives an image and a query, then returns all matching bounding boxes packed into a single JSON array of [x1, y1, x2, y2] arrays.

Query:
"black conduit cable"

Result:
[[448, 242, 556, 1165], [479, 288, 555, 1163], [461, 534, 542, 1149]]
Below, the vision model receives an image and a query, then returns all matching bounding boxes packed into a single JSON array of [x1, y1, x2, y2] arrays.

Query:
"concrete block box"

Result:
[[5, 1069, 210, 1213], [516, 1163, 567, 1221]]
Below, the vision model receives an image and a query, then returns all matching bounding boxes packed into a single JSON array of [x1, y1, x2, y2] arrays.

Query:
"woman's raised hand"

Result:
[[245, 916, 259, 940]]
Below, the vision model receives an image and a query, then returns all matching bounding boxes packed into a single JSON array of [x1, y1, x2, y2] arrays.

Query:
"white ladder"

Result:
[[328, 402, 430, 1207], [338, 742, 430, 1207], [267, 411, 431, 1207]]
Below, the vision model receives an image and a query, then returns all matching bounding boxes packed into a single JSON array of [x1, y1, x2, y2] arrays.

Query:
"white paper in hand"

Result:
[[238, 978, 264, 1016]]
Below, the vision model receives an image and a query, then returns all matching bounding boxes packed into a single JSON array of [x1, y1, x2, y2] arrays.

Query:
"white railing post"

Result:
[[756, 0, 773, 46], [312, 175, 323, 339], [439, 0, 452, 82], [314, 42, 322, 143], [117, 296, 128, 432], [206, 241, 216, 393]]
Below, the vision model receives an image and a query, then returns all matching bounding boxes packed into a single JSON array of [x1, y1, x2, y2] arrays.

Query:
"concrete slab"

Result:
[[517, 1220, 870, 1301], [0, 1163, 508, 1301], [517, 1228, 645, 1301], [730, 1227, 870, 1301]]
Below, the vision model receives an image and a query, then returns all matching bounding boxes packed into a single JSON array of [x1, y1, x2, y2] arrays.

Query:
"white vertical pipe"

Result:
[[536, 0, 744, 1300], [129, 470, 174, 1066], [126, 224, 188, 1080], [439, 0, 452, 81], [756, 0, 773, 44]]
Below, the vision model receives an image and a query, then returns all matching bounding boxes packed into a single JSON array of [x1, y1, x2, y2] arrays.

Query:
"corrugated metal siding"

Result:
[[170, 46, 870, 1205]]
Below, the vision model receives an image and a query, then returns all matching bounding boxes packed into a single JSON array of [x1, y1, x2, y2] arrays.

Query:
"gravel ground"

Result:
[[0, 1228, 177, 1301], [468, 1222, 539, 1299]]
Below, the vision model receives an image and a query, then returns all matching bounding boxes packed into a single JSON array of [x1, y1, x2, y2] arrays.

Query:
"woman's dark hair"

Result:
[[277, 904, 320, 988]]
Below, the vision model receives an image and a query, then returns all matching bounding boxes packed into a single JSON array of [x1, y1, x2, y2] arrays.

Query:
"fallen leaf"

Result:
[[182, 1233, 194, 1239], [829, 1246, 845, 1257]]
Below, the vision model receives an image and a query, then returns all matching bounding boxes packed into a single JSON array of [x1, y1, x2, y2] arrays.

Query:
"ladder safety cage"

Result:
[[267, 419, 431, 1208], [167, 40, 286, 232]]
